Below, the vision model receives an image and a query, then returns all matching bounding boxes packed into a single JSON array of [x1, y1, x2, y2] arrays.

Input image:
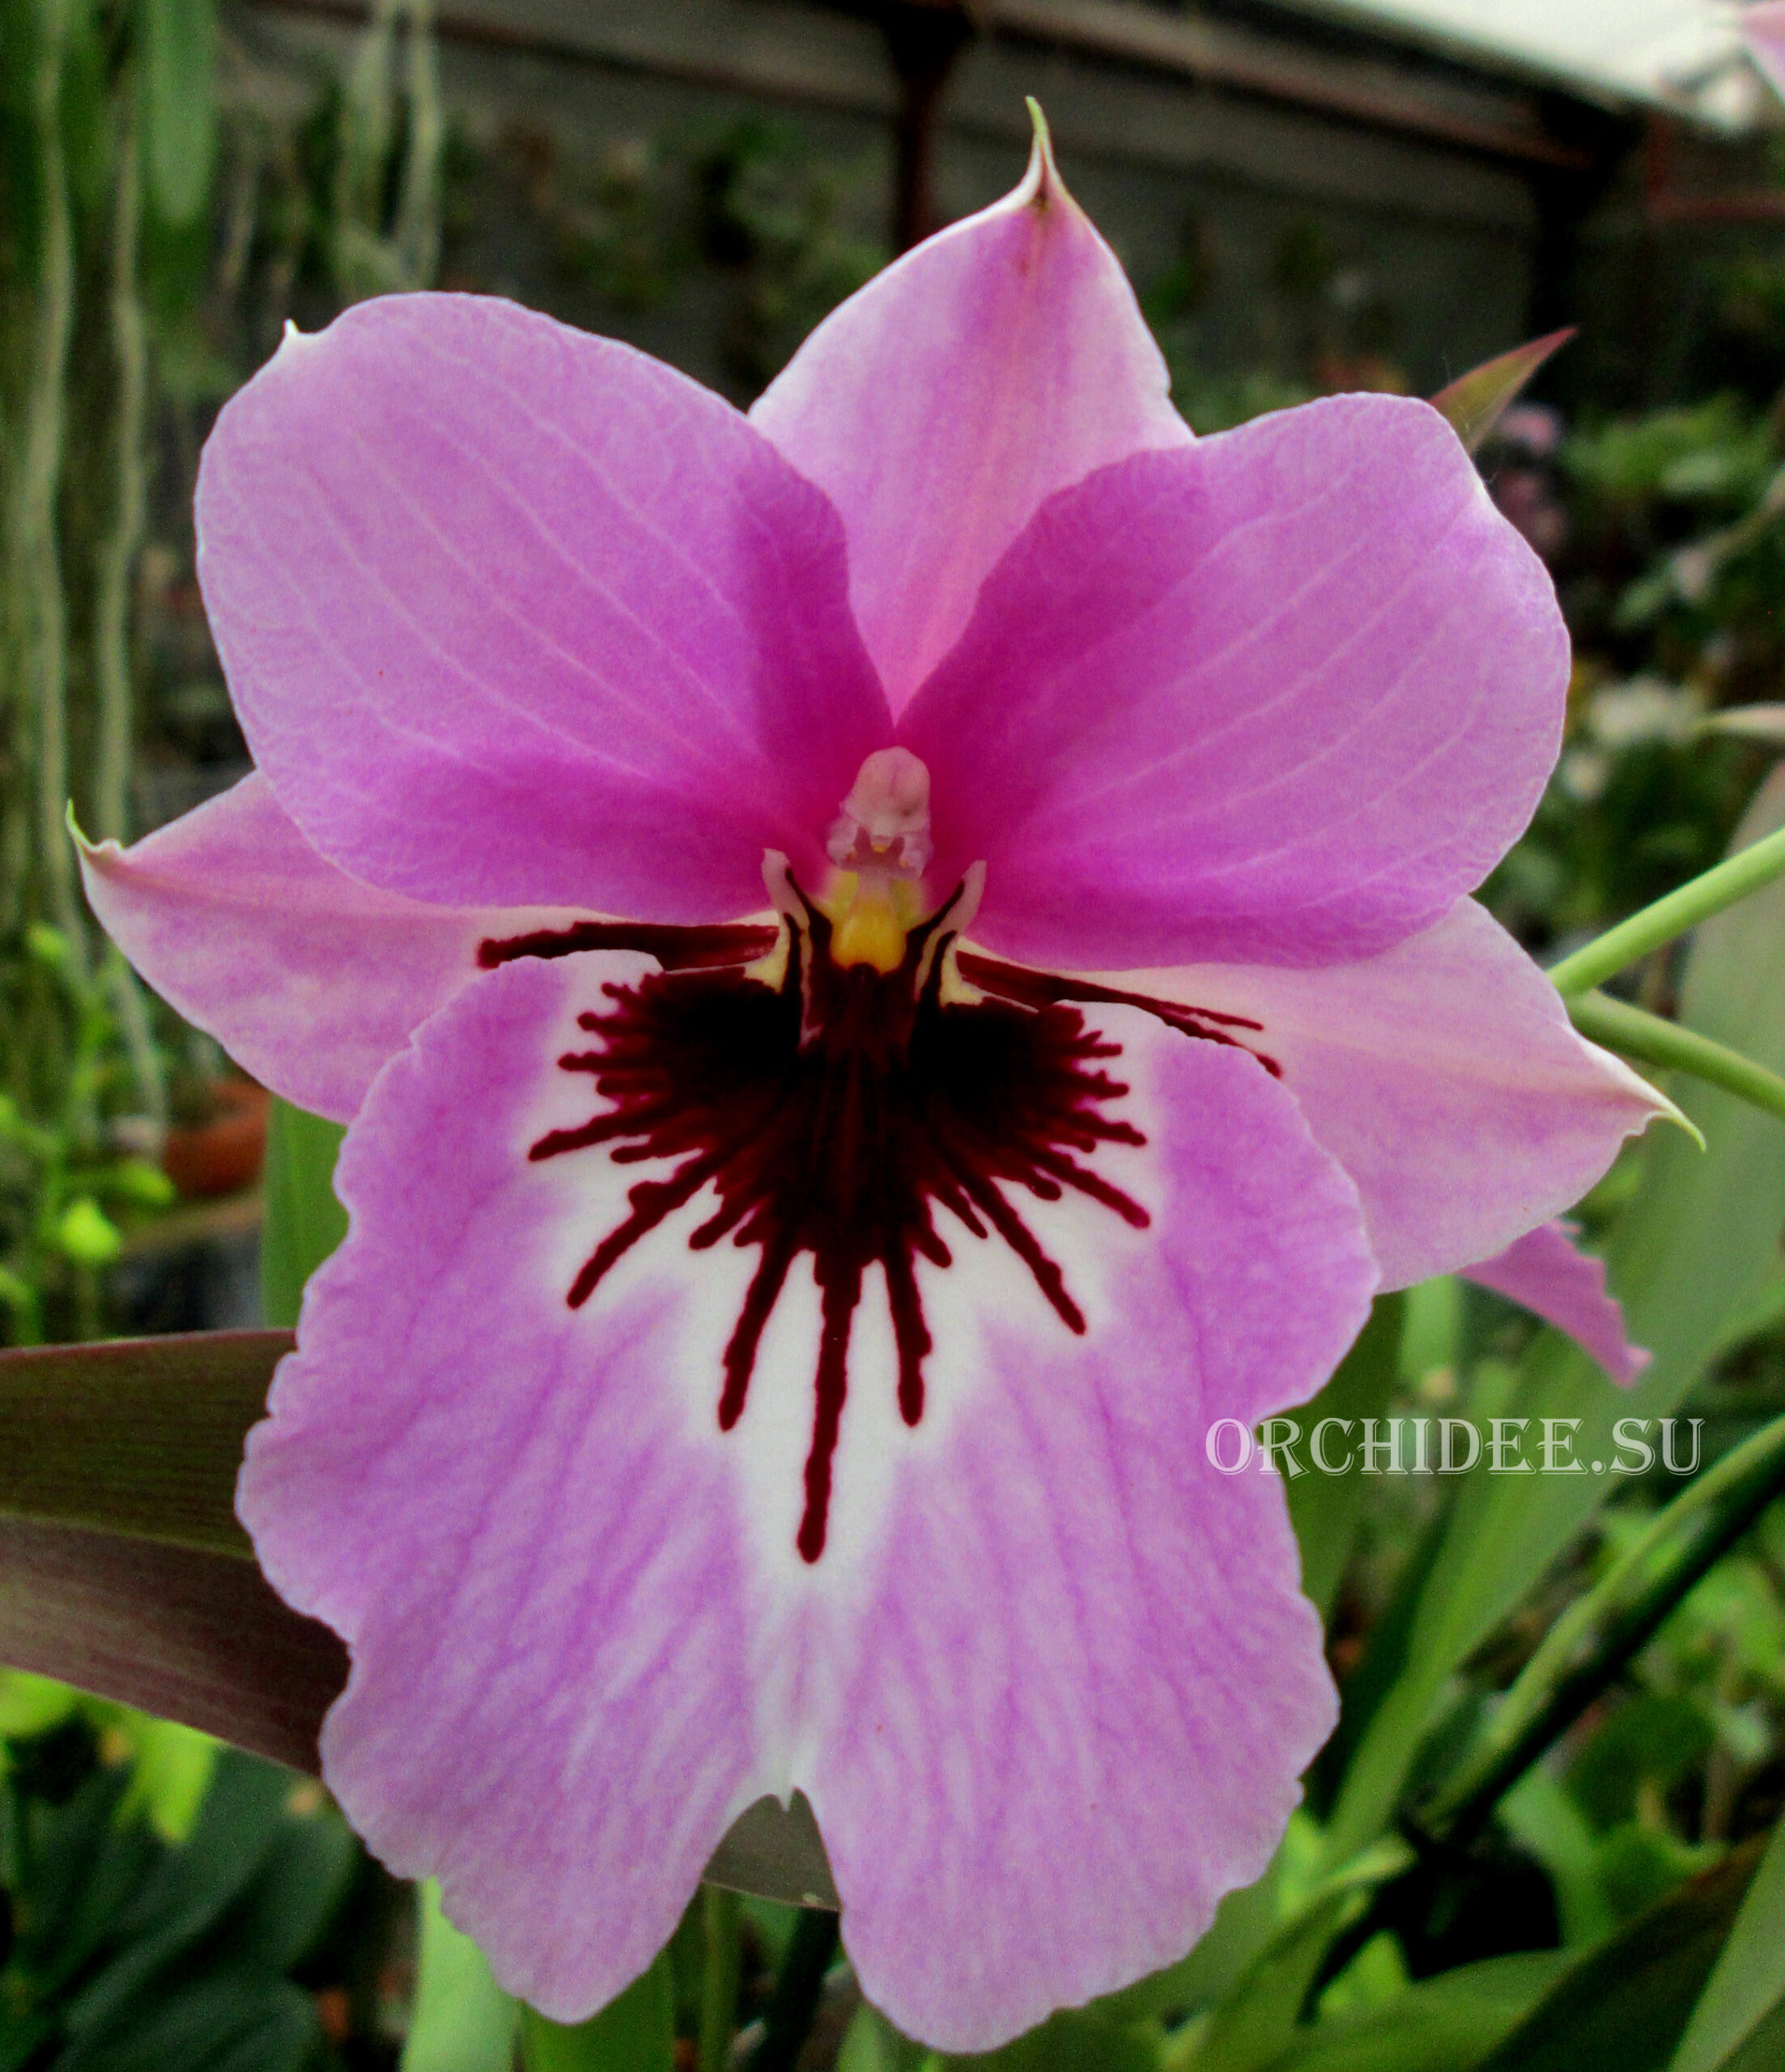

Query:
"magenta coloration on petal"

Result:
[[750, 123, 1188, 715], [240, 942, 1375, 2040], [238, 953, 759, 2020], [1079, 900, 1671, 1289], [808, 1023, 1373, 2049], [198, 295, 891, 917], [1461, 1220, 1649, 1386], [78, 773, 577, 1123], [905, 396, 1570, 972]]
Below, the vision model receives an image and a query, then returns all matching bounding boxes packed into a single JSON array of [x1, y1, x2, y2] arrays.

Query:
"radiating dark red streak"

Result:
[[956, 951, 1283, 1078], [479, 919, 777, 972], [523, 894, 1156, 1560]]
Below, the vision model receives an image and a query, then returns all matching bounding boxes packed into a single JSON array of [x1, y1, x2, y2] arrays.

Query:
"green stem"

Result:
[[13, 0, 85, 982], [92, 79, 166, 1126], [1419, 1409, 1785, 1844], [1567, 990, 1785, 1129], [698, 1886, 742, 2072], [1549, 823, 1785, 996], [742, 1909, 839, 2072], [94, 85, 145, 848], [397, 0, 443, 288]]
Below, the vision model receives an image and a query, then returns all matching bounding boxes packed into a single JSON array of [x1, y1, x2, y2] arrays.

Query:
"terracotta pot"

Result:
[[162, 1079, 271, 1199]]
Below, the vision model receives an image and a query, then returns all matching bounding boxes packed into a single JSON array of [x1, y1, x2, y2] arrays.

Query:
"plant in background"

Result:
[[0, 923, 173, 1347]]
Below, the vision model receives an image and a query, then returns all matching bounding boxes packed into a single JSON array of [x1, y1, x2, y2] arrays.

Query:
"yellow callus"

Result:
[[826, 870, 921, 973]]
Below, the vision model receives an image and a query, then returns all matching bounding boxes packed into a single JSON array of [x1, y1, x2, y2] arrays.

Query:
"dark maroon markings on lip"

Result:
[[479, 919, 779, 973], [526, 887, 1155, 1564], [956, 952, 1284, 1080]]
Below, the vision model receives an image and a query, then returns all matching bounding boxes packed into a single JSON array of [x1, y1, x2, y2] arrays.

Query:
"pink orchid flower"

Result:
[[82, 127, 1668, 2049]]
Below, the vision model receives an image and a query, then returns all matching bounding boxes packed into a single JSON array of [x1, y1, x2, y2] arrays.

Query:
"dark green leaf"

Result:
[[937, 2006, 1158, 2071], [1254, 1950, 1569, 2072], [1288, 1295, 1405, 1621], [261, 1100, 347, 1331], [60, 1974, 317, 2072], [1671, 1819, 1785, 2072], [66, 1751, 295, 2032], [0, 1330, 287, 1552], [1473, 1840, 1766, 2072]]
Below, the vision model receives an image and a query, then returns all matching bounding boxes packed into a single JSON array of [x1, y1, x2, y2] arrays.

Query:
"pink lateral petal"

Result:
[[198, 295, 890, 917], [1052, 898, 1671, 1290], [239, 947, 1373, 2044], [78, 773, 577, 1123], [237, 951, 759, 2019], [1746, 3, 1785, 98], [750, 125, 1189, 717], [903, 394, 1570, 972], [811, 1014, 1372, 2048], [1461, 1221, 1649, 1386]]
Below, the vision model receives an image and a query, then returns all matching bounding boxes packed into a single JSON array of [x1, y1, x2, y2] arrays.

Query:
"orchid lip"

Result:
[[486, 872, 1162, 1563]]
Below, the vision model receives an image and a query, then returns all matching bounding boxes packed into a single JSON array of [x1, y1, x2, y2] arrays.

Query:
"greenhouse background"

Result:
[[8, 1, 1785, 2067]]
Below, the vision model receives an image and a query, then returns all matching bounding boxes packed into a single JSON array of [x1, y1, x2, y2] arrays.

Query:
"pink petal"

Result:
[[750, 124, 1188, 717], [79, 773, 580, 1123], [1746, 3, 1785, 98], [198, 295, 890, 916], [810, 1018, 1371, 2048], [238, 951, 759, 2018], [903, 395, 1570, 972], [1461, 1221, 1649, 1386], [1016, 899, 1670, 1291], [240, 940, 1373, 2044]]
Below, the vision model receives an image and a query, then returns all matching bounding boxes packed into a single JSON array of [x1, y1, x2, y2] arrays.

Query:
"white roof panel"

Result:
[[1279, 0, 1773, 126]]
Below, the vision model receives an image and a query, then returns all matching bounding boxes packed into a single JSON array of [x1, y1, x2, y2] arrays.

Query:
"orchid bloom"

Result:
[[82, 124, 1669, 2050]]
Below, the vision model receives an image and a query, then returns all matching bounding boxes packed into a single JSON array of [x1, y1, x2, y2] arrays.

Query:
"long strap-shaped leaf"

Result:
[[0, 1327, 286, 1551], [0, 1330, 839, 1905], [0, 1516, 344, 1772]]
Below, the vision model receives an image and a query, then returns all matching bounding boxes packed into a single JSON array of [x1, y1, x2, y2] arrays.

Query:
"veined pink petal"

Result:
[[808, 1013, 1371, 2048], [238, 951, 759, 2018], [750, 122, 1189, 717], [1746, 3, 1785, 97], [975, 898, 1671, 1291], [240, 942, 1373, 2042], [903, 396, 1569, 971], [1461, 1221, 1648, 1386], [198, 295, 891, 917], [78, 774, 579, 1123]]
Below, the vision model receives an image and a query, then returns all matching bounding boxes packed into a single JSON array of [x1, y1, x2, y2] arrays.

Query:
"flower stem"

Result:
[[697, 1886, 742, 2072], [1566, 989, 1785, 1129], [742, 1908, 840, 2072], [92, 78, 168, 1126], [1414, 1409, 1785, 1847], [11, 0, 85, 981], [1548, 823, 1785, 996]]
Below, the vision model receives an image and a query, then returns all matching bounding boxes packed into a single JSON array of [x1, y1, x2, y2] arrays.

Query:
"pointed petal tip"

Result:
[[1014, 98, 1080, 220]]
